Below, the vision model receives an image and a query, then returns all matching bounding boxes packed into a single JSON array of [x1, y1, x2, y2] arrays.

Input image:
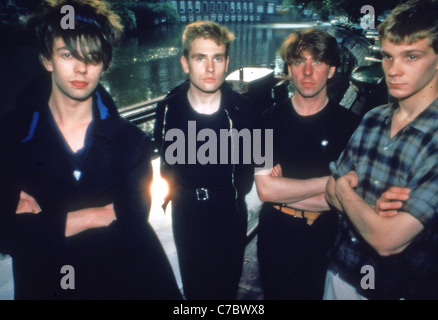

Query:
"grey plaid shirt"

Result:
[[329, 98, 438, 299]]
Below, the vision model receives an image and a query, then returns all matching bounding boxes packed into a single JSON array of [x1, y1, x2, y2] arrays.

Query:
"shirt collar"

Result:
[[22, 87, 120, 144], [408, 97, 438, 133], [379, 98, 438, 134]]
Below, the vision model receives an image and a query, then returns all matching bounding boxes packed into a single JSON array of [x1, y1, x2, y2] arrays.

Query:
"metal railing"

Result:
[[119, 95, 166, 125]]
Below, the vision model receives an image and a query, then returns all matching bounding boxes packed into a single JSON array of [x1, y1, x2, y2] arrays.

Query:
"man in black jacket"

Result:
[[0, 0, 181, 300], [154, 21, 259, 300]]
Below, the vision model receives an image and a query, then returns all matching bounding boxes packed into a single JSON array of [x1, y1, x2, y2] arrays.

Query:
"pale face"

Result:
[[381, 37, 438, 104], [288, 51, 336, 100], [181, 37, 229, 95], [42, 38, 104, 103]]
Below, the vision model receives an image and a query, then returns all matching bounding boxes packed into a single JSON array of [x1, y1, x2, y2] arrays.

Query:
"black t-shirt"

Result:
[[261, 98, 360, 179], [163, 94, 234, 189]]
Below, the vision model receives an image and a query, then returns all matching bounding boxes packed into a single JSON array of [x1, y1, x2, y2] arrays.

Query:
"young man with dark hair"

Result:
[[153, 21, 257, 300], [324, 0, 438, 300], [255, 28, 360, 300], [0, 0, 181, 300]]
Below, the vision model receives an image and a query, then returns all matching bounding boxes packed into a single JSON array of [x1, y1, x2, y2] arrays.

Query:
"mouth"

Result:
[[71, 81, 89, 88], [388, 82, 404, 89], [203, 77, 217, 83]]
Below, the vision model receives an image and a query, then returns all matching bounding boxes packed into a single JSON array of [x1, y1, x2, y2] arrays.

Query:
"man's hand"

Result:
[[16, 191, 41, 214], [376, 187, 410, 217], [65, 203, 116, 237], [336, 170, 359, 191], [270, 164, 282, 177]]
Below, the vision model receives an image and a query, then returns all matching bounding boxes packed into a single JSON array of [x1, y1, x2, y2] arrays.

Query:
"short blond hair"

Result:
[[182, 21, 235, 58], [378, 0, 438, 53]]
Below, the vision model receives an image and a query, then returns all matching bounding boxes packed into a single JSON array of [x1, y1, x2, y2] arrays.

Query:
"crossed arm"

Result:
[[254, 164, 331, 212], [325, 171, 424, 256], [16, 191, 115, 237]]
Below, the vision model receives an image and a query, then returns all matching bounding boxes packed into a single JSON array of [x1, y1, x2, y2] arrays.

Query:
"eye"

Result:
[[215, 56, 224, 62], [62, 52, 72, 59], [314, 60, 321, 65], [381, 53, 392, 60], [407, 54, 417, 60]]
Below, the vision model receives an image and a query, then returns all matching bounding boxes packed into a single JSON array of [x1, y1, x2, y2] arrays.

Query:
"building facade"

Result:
[[170, 0, 282, 23]]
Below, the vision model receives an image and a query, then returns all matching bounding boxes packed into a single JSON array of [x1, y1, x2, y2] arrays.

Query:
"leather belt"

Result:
[[272, 204, 321, 225], [176, 184, 235, 201]]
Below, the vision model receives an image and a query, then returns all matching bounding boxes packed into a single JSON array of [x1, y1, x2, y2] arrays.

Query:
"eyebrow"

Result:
[[381, 48, 427, 56], [54, 46, 71, 52], [191, 52, 226, 58]]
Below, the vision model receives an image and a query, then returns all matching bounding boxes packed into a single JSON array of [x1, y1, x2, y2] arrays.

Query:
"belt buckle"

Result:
[[196, 188, 209, 201]]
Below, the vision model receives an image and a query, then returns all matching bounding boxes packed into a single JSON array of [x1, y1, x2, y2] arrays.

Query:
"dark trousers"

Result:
[[171, 191, 247, 300], [257, 203, 338, 300]]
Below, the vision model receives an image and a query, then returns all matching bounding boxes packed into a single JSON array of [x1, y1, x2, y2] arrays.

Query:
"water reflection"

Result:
[[101, 23, 342, 109], [0, 23, 353, 114]]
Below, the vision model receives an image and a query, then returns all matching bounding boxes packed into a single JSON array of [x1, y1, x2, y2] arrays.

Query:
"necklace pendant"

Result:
[[73, 170, 82, 181]]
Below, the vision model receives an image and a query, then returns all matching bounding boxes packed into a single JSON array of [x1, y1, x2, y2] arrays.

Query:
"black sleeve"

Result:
[[0, 111, 66, 256], [113, 129, 153, 230], [152, 101, 166, 155]]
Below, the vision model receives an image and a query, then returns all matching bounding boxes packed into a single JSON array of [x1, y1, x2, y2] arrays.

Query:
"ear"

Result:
[[181, 56, 189, 74], [287, 64, 293, 79], [225, 56, 229, 73], [327, 66, 336, 79], [40, 55, 53, 72]]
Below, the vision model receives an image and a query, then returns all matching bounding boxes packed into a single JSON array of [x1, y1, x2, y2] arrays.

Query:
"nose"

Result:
[[74, 59, 88, 74], [206, 58, 214, 73], [303, 61, 313, 75], [386, 58, 401, 77]]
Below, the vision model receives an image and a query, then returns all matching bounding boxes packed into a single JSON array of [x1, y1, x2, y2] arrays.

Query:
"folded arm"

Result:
[[326, 171, 423, 256], [16, 191, 116, 237], [255, 164, 330, 212]]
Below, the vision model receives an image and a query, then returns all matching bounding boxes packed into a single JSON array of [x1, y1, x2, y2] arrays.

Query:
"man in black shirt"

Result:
[[255, 29, 360, 300], [154, 21, 257, 300]]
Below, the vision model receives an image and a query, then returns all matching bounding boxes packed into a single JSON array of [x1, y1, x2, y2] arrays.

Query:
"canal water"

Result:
[[0, 22, 355, 115]]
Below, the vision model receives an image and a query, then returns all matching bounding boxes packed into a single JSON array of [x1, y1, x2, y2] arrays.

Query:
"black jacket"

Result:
[[153, 80, 258, 199], [0, 75, 181, 299]]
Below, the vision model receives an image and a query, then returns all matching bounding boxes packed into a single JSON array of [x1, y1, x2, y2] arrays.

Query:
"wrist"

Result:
[[335, 176, 350, 200]]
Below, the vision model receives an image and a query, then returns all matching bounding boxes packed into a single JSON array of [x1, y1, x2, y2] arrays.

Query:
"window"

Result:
[[230, 2, 235, 13], [248, 2, 253, 13], [179, 1, 185, 13]]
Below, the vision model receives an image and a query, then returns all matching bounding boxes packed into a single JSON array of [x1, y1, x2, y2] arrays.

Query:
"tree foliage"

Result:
[[0, 0, 179, 35]]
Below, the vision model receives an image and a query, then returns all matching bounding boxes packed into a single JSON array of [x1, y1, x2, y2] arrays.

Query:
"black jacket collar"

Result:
[[14, 74, 123, 145], [162, 79, 243, 113]]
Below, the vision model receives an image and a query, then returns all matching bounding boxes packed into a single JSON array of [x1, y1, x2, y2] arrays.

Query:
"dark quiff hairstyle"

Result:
[[279, 28, 340, 68], [182, 21, 235, 59], [27, 0, 123, 71], [378, 0, 438, 53]]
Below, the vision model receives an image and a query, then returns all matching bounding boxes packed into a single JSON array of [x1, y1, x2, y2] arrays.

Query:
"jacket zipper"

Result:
[[224, 109, 238, 200]]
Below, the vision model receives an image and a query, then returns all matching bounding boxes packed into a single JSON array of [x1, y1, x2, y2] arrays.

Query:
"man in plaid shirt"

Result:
[[324, 0, 438, 300]]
